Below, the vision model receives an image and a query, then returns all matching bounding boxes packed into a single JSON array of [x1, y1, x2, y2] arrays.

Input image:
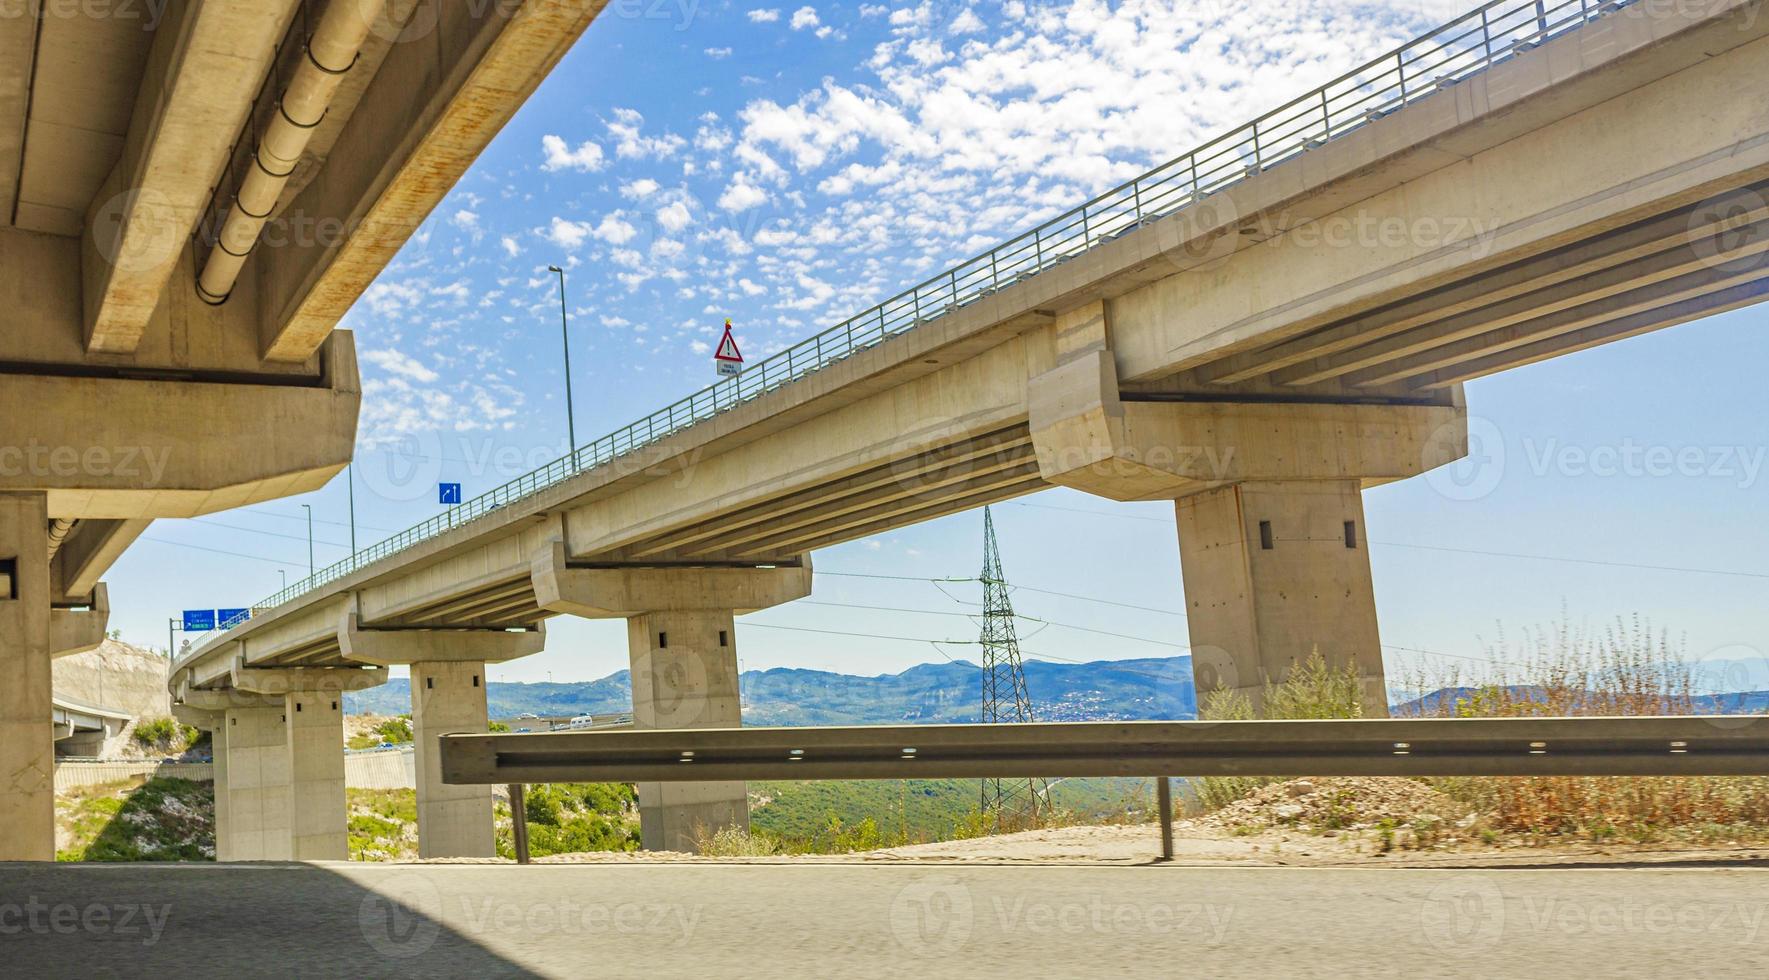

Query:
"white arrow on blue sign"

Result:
[[439, 483, 463, 505]]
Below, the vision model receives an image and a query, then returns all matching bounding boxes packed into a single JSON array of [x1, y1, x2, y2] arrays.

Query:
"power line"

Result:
[[798, 599, 1185, 648], [139, 536, 301, 568], [1372, 541, 1769, 581], [1013, 497, 1769, 582], [186, 517, 354, 551]]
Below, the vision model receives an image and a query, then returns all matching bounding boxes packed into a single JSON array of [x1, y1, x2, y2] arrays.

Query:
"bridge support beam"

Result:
[[218, 703, 292, 861], [0, 493, 55, 860], [231, 666, 388, 861], [533, 543, 813, 851], [341, 620, 544, 859], [410, 661, 496, 859], [1030, 345, 1467, 717], [627, 610, 750, 852]]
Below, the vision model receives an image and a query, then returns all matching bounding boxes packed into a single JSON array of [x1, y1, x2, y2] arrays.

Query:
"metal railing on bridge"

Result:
[[238, 0, 1637, 620]]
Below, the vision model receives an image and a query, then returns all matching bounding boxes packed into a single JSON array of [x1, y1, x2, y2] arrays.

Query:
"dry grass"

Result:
[[1395, 616, 1769, 844]]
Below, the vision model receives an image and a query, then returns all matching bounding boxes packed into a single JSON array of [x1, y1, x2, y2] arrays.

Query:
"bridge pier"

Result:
[[340, 619, 545, 859], [1029, 335, 1467, 717], [410, 661, 496, 859], [627, 610, 750, 852], [533, 543, 813, 852], [0, 493, 55, 860], [217, 703, 292, 861], [229, 665, 389, 861]]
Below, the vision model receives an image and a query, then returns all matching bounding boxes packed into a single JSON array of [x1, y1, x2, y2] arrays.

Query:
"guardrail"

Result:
[[439, 715, 1769, 785], [231, 0, 1636, 622]]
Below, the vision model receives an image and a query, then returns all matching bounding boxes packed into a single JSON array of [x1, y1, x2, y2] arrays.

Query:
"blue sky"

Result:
[[109, 0, 1769, 690]]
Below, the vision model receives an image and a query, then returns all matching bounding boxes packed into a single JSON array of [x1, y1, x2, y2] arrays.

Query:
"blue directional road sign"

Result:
[[439, 483, 463, 505], [182, 610, 217, 632], [218, 608, 251, 629]]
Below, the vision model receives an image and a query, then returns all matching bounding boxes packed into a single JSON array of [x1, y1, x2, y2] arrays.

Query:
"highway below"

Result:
[[2, 862, 1765, 977]]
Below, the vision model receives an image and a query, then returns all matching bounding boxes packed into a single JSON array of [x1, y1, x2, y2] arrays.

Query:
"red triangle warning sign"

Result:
[[714, 320, 743, 363]]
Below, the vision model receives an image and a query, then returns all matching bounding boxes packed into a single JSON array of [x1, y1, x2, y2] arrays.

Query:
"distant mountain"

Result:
[[346, 657, 1767, 726], [345, 656, 1198, 725]]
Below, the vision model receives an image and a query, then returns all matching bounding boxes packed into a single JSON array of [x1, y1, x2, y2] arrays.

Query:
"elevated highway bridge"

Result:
[[4, 0, 1766, 861]]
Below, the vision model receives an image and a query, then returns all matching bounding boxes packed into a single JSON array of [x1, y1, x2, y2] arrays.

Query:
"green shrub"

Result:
[[1193, 651, 1364, 813]]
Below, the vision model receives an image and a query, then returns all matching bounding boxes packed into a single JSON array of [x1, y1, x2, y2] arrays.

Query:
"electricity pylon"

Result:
[[977, 505, 1050, 830]]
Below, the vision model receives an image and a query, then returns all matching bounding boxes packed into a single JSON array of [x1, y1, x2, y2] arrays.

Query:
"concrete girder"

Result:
[[175, 679, 282, 712], [339, 612, 545, 666], [49, 582, 108, 658], [531, 541, 813, 619], [256, 0, 609, 362], [1348, 256, 1769, 388], [1201, 185, 1769, 385], [2, 332, 359, 520], [1028, 350, 1466, 502], [1118, 13, 1769, 383], [625, 425, 1034, 559], [51, 519, 148, 602], [81, 0, 302, 353], [230, 662, 389, 696], [1412, 275, 1769, 390], [0, 1, 34, 221]]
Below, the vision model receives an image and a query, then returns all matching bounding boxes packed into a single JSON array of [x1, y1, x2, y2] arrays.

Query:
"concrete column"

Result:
[[219, 705, 292, 860], [628, 609, 747, 852], [1176, 480, 1388, 717], [411, 661, 495, 859], [286, 691, 348, 860], [0, 493, 54, 860], [211, 723, 230, 857]]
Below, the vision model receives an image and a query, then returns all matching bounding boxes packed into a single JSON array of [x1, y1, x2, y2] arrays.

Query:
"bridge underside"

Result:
[[161, 0, 1769, 859]]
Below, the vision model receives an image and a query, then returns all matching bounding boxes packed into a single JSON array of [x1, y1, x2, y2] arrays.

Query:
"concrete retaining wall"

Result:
[[55, 747, 417, 792]]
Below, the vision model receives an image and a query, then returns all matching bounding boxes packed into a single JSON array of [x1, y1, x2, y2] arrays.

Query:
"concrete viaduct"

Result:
[[0, 0, 1763, 860]]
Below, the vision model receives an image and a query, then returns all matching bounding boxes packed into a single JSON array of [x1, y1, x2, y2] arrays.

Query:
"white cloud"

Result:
[[592, 213, 639, 245], [747, 7, 780, 21], [705, 46, 733, 58], [656, 201, 693, 233], [621, 178, 660, 199], [364, 348, 439, 383], [500, 236, 521, 258], [540, 134, 605, 172], [718, 178, 768, 212], [607, 108, 687, 160], [451, 210, 479, 232], [949, 7, 984, 33], [790, 5, 819, 30], [544, 217, 593, 249]]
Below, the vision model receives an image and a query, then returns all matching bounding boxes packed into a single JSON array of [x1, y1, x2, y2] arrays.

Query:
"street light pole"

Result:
[[301, 504, 314, 577], [547, 265, 578, 468], [347, 464, 358, 554]]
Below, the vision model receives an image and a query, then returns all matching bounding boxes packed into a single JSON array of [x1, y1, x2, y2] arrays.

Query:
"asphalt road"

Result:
[[2, 861, 1766, 978]]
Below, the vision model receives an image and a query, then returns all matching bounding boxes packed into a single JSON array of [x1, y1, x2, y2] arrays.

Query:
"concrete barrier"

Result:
[[54, 747, 418, 793]]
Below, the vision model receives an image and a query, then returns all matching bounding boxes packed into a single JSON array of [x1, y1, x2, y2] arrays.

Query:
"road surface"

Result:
[[1, 861, 1765, 977]]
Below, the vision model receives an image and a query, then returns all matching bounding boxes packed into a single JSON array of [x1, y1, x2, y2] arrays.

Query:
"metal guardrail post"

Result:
[[1155, 776, 1173, 862], [509, 783, 531, 864]]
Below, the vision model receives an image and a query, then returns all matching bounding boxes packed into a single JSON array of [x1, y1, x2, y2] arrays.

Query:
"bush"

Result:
[[131, 717, 197, 750], [1395, 616, 1769, 843], [1192, 650, 1364, 812]]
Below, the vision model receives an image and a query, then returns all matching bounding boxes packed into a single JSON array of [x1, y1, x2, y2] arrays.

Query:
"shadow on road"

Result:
[[0, 861, 540, 978]]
